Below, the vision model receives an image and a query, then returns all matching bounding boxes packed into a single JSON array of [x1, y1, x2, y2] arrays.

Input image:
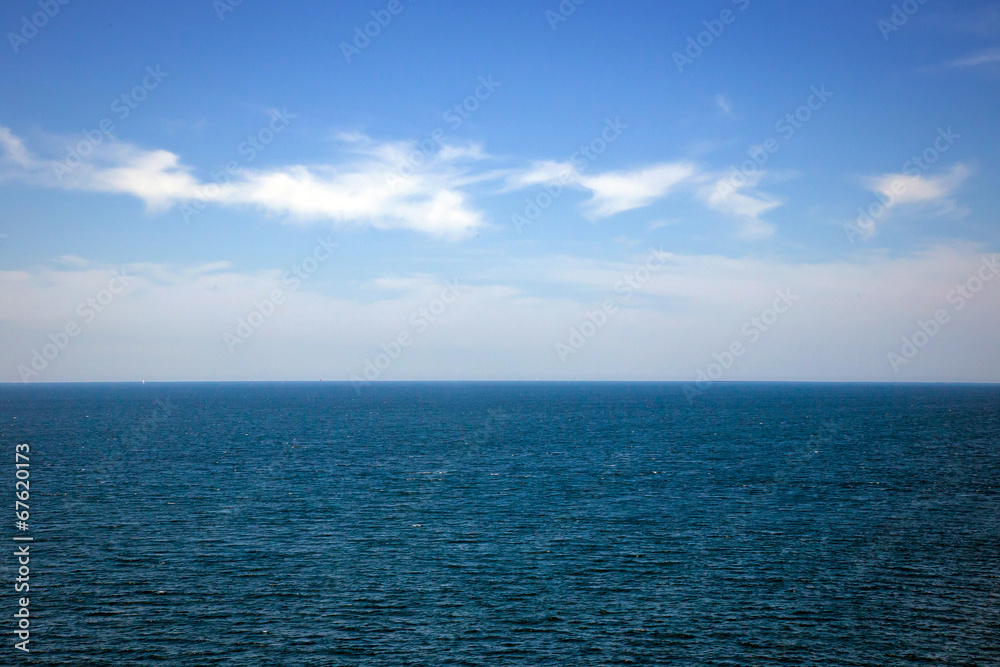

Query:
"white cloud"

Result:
[[701, 173, 780, 219], [3, 124, 788, 240], [696, 171, 783, 239], [507, 158, 786, 237], [0, 127, 31, 167], [508, 160, 698, 219], [53, 255, 90, 268], [79, 145, 203, 209], [866, 163, 970, 211], [577, 164, 698, 218], [506, 160, 576, 190], [0, 126, 491, 240], [735, 218, 779, 241]]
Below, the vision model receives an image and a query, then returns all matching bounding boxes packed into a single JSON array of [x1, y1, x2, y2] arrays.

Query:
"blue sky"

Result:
[[1, 0, 998, 382]]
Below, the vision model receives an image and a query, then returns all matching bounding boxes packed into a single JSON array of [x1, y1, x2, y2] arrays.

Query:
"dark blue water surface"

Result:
[[1, 382, 998, 665]]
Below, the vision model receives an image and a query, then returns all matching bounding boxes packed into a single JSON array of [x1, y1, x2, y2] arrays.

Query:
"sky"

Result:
[[1, 0, 998, 383]]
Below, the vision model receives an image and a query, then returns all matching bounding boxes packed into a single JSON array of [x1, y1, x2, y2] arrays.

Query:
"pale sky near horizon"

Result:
[[1, 0, 999, 383]]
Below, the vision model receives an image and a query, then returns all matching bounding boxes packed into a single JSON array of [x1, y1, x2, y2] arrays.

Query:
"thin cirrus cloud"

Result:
[[715, 94, 735, 117], [948, 48, 1000, 67]]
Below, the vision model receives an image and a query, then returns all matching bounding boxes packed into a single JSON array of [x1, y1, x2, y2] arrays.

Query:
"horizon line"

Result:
[[2, 380, 999, 386]]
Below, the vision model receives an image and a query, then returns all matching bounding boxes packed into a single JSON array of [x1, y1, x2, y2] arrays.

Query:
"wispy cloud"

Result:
[[948, 47, 1000, 67], [577, 164, 698, 218], [53, 255, 90, 268], [0, 127, 31, 167], [509, 160, 699, 219], [4, 123, 790, 241], [507, 158, 786, 238], [0, 126, 492, 240], [865, 164, 970, 213], [699, 171, 783, 239], [715, 94, 735, 117]]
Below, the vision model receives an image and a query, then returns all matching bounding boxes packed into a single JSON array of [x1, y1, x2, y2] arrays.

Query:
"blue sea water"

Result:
[[1, 382, 998, 665]]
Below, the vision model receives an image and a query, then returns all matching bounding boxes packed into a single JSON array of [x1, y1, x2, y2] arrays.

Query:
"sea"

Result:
[[1, 382, 997, 665]]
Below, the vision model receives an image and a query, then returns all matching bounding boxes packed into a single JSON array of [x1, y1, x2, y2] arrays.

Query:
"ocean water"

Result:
[[1, 382, 998, 665]]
